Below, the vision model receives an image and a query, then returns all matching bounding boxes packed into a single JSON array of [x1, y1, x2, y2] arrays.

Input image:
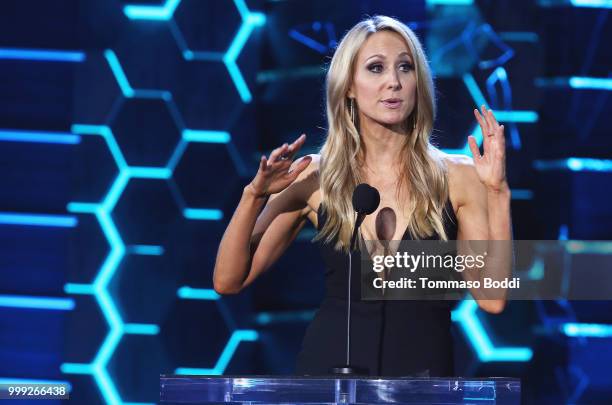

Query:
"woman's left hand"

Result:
[[468, 105, 509, 193]]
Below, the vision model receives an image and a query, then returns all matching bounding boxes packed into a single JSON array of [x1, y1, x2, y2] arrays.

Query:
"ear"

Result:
[[347, 87, 355, 99]]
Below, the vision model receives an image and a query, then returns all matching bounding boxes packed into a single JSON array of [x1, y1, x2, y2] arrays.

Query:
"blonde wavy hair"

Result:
[[316, 15, 451, 251]]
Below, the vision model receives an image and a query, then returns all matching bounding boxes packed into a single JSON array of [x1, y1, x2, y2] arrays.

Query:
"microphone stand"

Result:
[[330, 212, 368, 375]]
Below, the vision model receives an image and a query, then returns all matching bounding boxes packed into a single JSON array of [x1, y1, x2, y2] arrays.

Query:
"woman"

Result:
[[213, 15, 511, 376]]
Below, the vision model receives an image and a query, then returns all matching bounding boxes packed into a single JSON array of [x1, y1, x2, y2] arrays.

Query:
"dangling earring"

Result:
[[349, 98, 355, 125]]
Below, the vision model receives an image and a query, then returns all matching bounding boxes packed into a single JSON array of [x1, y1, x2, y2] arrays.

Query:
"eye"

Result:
[[367, 63, 383, 73], [399, 62, 414, 72]]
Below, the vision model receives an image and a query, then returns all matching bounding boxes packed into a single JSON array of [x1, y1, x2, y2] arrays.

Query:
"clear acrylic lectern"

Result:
[[160, 375, 520, 404]]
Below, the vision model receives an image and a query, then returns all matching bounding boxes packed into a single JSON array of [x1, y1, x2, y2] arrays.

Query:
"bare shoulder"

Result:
[[440, 152, 479, 184], [290, 153, 321, 216], [439, 152, 485, 208]]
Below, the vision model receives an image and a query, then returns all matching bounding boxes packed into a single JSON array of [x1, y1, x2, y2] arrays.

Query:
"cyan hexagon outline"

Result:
[[441, 73, 538, 157], [451, 299, 533, 362], [123, 0, 181, 21], [0, 47, 86, 62], [0, 212, 77, 227], [539, 0, 612, 9], [105, 49, 171, 100], [62, 48, 251, 400], [486, 67, 522, 149], [0, 128, 81, 144], [0, 294, 74, 311], [288, 22, 336, 54], [146, 0, 266, 103], [174, 330, 259, 375], [177, 286, 220, 300], [104, 47, 246, 214], [173, 285, 256, 369], [171, 131, 249, 219], [62, 124, 168, 405], [104, 47, 233, 219], [427, 0, 474, 4]]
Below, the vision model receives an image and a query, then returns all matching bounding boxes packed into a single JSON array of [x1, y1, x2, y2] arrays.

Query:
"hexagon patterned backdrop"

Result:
[[1, 0, 611, 404]]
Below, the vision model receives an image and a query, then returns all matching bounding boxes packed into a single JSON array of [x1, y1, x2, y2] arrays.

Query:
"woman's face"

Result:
[[348, 30, 416, 130]]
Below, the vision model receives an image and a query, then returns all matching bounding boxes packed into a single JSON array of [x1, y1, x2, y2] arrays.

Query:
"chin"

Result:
[[378, 116, 407, 127]]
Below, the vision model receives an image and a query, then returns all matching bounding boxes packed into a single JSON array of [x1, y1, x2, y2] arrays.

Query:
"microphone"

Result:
[[331, 183, 380, 376], [350, 183, 381, 251]]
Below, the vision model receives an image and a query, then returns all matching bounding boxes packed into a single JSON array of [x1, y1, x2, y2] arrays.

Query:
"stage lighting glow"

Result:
[[162, 0, 265, 103], [427, 0, 474, 5], [104, 50, 134, 98], [182, 130, 231, 143], [255, 310, 316, 325], [123, 0, 182, 20], [177, 287, 221, 300], [223, 4, 266, 103], [124, 323, 160, 335], [0, 379, 72, 392], [452, 299, 533, 362], [0, 129, 81, 144], [492, 111, 539, 123], [183, 209, 224, 221], [62, 124, 192, 405], [0, 295, 75, 311], [0, 48, 85, 62], [128, 245, 165, 255], [570, 0, 612, 8], [563, 323, 612, 338], [569, 76, 612, 90], [104, 50, 172, 100], [463, 74, 488, 109], [0, 212, 77, 227], [534, 158, 612, 172], [174, 330, 259, 375]]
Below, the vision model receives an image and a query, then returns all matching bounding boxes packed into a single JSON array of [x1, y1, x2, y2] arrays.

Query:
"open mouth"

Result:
[[381, 99, 403, 109]]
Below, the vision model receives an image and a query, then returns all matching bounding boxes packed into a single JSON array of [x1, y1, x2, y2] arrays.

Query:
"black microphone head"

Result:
[[352, 183, 380, 215]]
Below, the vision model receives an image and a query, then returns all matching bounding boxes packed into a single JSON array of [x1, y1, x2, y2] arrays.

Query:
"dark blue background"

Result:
[[1, 0, 611, 403]]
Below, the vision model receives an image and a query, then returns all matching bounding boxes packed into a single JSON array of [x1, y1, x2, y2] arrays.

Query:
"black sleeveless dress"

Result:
[[295, 199, 459, 377]]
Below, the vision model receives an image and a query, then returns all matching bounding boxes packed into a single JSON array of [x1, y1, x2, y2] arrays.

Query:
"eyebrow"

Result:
[[365, 51, 412, 61]]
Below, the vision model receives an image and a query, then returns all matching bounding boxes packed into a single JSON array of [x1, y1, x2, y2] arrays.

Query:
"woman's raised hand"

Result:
[[248, 134, 312, 198], [468, 105, 509, 193]]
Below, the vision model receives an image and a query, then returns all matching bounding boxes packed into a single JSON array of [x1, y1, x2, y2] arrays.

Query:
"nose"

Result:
[[387, 69, 402, 90]]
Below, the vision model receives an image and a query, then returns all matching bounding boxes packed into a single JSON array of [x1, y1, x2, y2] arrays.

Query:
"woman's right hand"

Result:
[[247, 134, 312, 198]]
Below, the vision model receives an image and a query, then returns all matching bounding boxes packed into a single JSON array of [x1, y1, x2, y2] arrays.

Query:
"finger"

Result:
[[474, 107, 489, 134], [269, 143, 289, 164], [488, 108, 500, 128], [259, 155, 267, 171], [482, 105, 495, 134], [291, 133, 306, 147], [482, 105, 496, 134], [487, 110, 502, 144], [288, 156, 312, 179], [287, 134, 307, 158], [496, 124, 505, 144], [474, 108, 490, 153], [467, 135, 481, 160], [494, 125, 506, 158]]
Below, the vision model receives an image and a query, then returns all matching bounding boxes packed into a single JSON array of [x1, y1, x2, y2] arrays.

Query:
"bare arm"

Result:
[[455, 105, 512, 314], [453, 159, 512, 314], [213, 135, 317, 295]]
